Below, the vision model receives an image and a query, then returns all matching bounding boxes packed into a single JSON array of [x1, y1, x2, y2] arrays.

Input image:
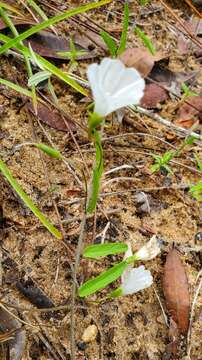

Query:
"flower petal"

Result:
[[87, 63, 108, 116], [87, 58, 145, 117], [135, 235, 161, 261], [121, 265, 153, 295]]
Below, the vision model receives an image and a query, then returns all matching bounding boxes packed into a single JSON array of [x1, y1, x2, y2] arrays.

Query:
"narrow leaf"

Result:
[[100, 30, 117, 57], [0, 160, 62, 239], [28, 70, 50, 87], [35, 143, 63, 159], [134, 26, 156, 55], [117, 1, 129, 55], [0, 0, 112, 55], [83, 243, 128, 258], [78, 261, 128, 297]]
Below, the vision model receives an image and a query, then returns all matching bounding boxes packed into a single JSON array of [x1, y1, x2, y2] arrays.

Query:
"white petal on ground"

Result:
[[121, 265, 153, 295], [135, 235, 161, 261]]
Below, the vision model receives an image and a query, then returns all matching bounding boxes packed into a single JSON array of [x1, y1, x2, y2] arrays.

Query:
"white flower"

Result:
[[121, 265, 153, 295], [135, 235, 161, 261], [87, 58, 145, 117]]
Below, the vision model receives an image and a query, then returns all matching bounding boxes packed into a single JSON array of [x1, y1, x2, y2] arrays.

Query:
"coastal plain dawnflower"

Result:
[[121, 265, 153, 295], [87, 58, 145, 117], [121, 243, 153, 295]]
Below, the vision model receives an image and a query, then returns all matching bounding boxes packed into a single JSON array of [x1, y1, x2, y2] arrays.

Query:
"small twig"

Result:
[[187, 269, 202, 358], [133, 106, 202, 142], [95, 221, 111, 244], [159, 0, 202, 48], [70, 213, 87, 360], [153, 287, 169, 327], [103, 176, 141, 187], [104, 164, 134, 175]]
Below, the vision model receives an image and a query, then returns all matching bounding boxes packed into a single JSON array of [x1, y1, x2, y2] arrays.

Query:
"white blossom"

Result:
[[87, 58, 145, 117], [135, 235, 161, 261], [121, 265, 153, 295]]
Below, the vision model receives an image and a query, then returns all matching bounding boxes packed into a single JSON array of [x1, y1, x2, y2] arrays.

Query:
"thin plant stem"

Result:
[[70, 213, 87, 360], [0, 6, 37, 112]]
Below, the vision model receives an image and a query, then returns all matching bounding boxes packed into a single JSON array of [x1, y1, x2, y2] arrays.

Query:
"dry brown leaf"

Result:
[[0, 307, 26, 360], [140, 83, 168, 108], [176, 96, 202, 127], [0, 20, 99, 59], [119, 47, 166, 78], [28, 102, 76, 132], [162, 248, 190, 334]]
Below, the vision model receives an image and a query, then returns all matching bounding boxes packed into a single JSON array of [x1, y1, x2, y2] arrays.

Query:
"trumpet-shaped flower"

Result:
[[121, 265, 153, 295], [109, 243, 153, 298], [87, 58, 145, 117], [134, 235, 161, 261]]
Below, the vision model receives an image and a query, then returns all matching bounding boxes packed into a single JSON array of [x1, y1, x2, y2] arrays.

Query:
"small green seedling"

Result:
[[57, 38, 87, 70], [150, 151, 174, 174], [189, 182, 202, 201], [140, 0, 150, 5], [134, 26, 156, 55], [194, 154, 202, 172], [150, 135, 196, 174], [181, 83, 198, 98]]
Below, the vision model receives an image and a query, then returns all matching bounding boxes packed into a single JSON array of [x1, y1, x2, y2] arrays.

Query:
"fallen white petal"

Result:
[[135, 235, 161, 261]]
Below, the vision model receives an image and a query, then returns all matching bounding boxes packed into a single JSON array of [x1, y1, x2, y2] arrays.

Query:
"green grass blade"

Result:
[[35, 143, 63, 159], [100, 30, 117, 57], [28, 70, 51, 87], [0, 1, 22, 15], [83, 243, 128, 258], [78, 261, 128, 297], [0, 0, 112, 55], [117, 1, 129, 55], [0, 78, 33, 97], [0, 160, 62, 239], [134, 26, 156, 55], [189, 182, 202, 201], [0, 33, 88, 96]]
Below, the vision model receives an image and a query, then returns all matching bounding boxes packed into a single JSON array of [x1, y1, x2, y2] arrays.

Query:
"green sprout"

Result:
[[150, 151, 174, 174], [134, 26, 156, 55], [181, 83, 198, 98], [150, 136, 196, 174], [57, 38, 88, 70], [194, 154, 202, 172], [189, 183, 202, 201]]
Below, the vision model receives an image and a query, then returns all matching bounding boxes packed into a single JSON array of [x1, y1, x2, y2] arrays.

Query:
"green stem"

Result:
[[86, 113, 104, 214], [0, 6, 37, 111]]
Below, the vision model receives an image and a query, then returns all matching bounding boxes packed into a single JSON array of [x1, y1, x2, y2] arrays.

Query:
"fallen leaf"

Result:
[[16, 278, 55, 309], [0, 17, 36, 31], [162, 248, 190, 334], [176, 96, 202, 127], [27, 102, 76, 132], [177, 18, 202, 56], [140, 83, 168, 108], [0, 307, 26, 360], [119, 47, 166, 77], [0, 20, 99, 59]]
